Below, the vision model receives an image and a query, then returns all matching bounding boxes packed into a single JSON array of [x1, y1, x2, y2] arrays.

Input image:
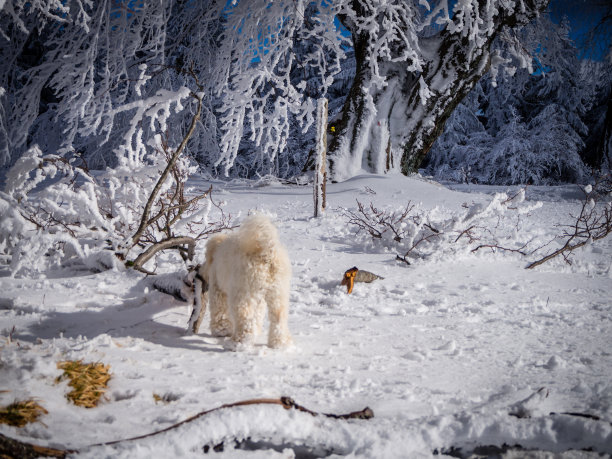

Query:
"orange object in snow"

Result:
[[341, 267, 359, 294]]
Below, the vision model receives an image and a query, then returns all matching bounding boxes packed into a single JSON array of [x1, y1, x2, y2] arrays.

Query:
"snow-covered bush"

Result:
[[341, 189, 543, 265], [0, 145, 117, 275], [0, 87, 230, 278]]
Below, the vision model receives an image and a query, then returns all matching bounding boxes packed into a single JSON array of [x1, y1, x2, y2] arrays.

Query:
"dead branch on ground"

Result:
[[0, 397, 373, 457], [527, 175, 612, 269]]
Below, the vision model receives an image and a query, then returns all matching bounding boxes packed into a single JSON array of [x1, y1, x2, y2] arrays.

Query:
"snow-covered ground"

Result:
[[1, 173, 611, 458]]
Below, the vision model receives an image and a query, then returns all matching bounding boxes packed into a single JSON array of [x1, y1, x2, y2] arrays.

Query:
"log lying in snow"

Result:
[[0, 433, 73, 458], [0, 397, 373, 457]]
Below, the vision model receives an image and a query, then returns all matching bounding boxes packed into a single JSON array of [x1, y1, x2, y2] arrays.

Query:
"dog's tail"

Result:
[[188, 264, 208, 334], [236, 214, 280, 256]]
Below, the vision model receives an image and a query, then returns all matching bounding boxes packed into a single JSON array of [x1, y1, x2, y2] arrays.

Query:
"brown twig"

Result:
[[130, 91, 203, 249], [527, 177, 612, 269], [131, 236, 196, 273], [471, 242, 531, 256], [0, 433, 72, 459]]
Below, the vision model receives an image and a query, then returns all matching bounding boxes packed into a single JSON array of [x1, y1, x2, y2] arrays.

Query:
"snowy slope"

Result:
[[1, 173, 611, 458]]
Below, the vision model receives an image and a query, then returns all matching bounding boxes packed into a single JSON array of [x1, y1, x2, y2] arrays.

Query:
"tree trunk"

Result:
[[314, 98, 328, 217], [328, 5, 405, 181], [597, 92, 612, 168], [329, 0, 549, 181]]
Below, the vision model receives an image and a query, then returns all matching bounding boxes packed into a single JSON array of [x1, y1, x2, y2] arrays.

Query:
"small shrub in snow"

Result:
[[341, 189, 544, 265]]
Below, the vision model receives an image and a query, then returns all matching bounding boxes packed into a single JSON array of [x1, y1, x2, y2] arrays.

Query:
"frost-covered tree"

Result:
[[424, 12, 601, 185], [327, 0, 549, 181], [419, 85, 492, 183], [0, 1, 350, 177], [580, 59, 612, 170], [0, 1, 189, 169], [543, 0, 612, 171]]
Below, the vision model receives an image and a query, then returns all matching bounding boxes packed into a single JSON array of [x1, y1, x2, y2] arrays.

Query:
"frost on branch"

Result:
[[0, 1, 172, 168], [214, 0, 347, 176]]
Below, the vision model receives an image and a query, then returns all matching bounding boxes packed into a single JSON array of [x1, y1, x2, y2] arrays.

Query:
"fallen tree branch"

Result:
[[0, 397, 373, 456], [130, 236, 196, 272], [97, 396, 373, 447], [0, 433, 74, 458]]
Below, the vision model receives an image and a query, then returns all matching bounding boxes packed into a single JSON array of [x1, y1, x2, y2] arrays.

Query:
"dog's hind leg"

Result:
[[265, 289, 292, 348], [230, 295, 263, 346], [209, 284, 232, 337]]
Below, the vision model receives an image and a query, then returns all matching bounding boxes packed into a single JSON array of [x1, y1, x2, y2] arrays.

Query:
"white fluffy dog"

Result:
[[188, 214, 292, 349]]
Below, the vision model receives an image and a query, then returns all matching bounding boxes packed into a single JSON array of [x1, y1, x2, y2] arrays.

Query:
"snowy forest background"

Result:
[[0, 0, 610, 187]]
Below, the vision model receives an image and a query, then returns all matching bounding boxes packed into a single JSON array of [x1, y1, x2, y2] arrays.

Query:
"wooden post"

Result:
[[314, 98, 328, 218]]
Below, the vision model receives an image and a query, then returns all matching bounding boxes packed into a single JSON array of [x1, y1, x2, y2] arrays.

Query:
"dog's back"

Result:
[[235, 214, 281, 257], [204, 233, 228, 266], [203, 214, 289, 282]]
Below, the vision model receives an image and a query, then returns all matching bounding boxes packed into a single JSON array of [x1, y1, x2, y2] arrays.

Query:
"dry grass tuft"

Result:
[[56, 360, 111, 408], [0, 399, 48, 427]]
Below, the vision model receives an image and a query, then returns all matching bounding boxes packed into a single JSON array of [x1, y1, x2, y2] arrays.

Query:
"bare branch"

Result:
[[341, 200, 416, 242], [527, 176, 612, 269], [130, 91, 203, 249], [131, 236, 196, 273]]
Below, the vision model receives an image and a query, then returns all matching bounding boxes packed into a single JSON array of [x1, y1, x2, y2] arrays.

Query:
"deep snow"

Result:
[[1, 173, 611, 458]]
